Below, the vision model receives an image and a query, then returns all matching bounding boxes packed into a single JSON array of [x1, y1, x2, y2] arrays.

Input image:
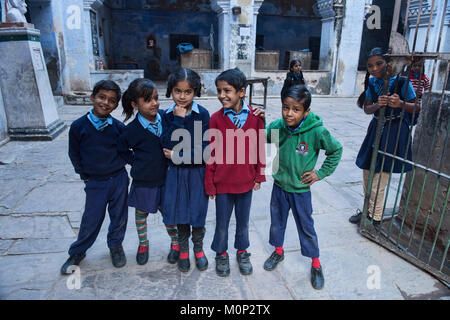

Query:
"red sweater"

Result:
[[205, 107, 266, 195]]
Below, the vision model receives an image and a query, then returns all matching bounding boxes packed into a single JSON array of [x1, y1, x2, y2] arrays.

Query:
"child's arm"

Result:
[[68, 124, 87, 181], [160, 109, 185, 150], [254, 117, 266, 186], [204, 116, 218, 199], [304, 128, 343, 185], [117, 129, 133, 165]]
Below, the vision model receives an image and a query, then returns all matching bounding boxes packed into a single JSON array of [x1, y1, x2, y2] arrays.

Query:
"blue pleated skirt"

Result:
[[162, 166, 209, 227], [356, 117, 413, 173], [128, 184, 164, 213]]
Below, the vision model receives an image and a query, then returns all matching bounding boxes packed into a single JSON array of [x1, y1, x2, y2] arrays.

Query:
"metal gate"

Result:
[[359, 0, 450, 284]]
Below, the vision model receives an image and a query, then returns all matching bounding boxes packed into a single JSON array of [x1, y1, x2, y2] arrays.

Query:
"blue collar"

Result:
[[138, 112, 161, 128], [166, 101, 199, 116], [288, 116, 307, 133], [87, 109, 113, 131], [223, 100, 250, 116]]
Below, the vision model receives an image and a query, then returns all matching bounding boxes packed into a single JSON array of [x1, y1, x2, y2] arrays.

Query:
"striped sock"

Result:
[[135, 209, 149, 246], [165, 224, 179, 248]]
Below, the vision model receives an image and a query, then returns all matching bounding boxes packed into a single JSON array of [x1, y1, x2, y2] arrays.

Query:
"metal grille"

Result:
[[359, 0, 450, 284]]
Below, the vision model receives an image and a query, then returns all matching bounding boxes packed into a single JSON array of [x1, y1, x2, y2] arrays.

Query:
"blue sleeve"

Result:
[[68, 122, 86, 180], [160, 111, 185, 150], [365, 86, 373, 102], [402, 80, 416, 102], [117, 128, 133, 165]]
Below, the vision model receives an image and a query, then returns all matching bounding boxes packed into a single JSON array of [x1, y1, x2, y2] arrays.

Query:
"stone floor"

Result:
[[0, 95, 448, 300]]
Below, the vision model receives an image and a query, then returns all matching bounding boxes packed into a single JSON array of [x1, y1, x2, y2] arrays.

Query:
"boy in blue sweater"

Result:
[[61, 80, 131, 274]]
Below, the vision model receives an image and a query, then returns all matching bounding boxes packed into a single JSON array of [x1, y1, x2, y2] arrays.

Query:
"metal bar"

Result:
[[440, 240, 450, 272], [418, 108, 450, 257], [423, 0, 436, 52], [412, 0, 424, 52], [433, 0, 448, 55], [376, 151, 450, 180], [427, 185, 450, 265], [391, 0, 402, 34], [403, 0, 411, 38], [396, 167, 416, 247]]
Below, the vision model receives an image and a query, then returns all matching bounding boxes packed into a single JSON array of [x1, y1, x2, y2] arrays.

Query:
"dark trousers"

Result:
[[211, 190, 253, 253], [177, 224, 206, 253], [69, 170, 129, 256], [269, 184, 319, 258]]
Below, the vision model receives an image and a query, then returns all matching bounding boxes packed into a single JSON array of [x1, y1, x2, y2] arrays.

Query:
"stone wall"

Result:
[[253, 70, 331, 96], [90, 69, 144, 94], [399, 91, 450, 252]]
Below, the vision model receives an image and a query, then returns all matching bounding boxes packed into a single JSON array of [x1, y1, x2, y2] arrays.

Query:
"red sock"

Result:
[[171, 244, 180, 251], [312, 257, 321, 269], [237, 250, 247, 254], [180, 252, 189, 260], [275, 246, 284, 255], [195, 251, 205, 258], [218, 252, 228, 256], [138, 245, 149, 254]]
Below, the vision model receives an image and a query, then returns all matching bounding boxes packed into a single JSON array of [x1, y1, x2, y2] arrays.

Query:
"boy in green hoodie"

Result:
[[263, 85, 342, 290]]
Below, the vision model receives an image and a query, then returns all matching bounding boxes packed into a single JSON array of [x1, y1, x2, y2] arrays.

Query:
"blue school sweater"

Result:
[[118, 110, 167, 188], [68, 113, 127, 181], [161, 103, 210, 167]]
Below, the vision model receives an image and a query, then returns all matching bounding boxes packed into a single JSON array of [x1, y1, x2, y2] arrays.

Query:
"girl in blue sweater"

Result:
[[118, 78, 179, 266], [161, 68, 210, 273]]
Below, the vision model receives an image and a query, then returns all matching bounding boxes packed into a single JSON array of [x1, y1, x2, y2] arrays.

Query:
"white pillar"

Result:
[[316, 0, 337, 71], [334, 0, 365, 96]]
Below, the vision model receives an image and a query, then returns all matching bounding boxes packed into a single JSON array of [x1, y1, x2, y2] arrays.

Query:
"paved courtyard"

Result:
[[0, 95, 449, 300]]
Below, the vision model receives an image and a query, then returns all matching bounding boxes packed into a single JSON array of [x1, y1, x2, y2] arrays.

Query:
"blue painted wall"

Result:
[[111, 10, 218, 79], [28, 1, 62, 94]]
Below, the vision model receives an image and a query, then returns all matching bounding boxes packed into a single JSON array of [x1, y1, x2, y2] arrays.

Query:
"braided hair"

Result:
[[357, 47, 386, 108]]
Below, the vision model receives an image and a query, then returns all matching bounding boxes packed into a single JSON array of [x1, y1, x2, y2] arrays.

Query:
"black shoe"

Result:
[[311, 266, 324, 290], [178, 256, 190, 272], [194, 251, 208, 271], [110, 245, 126, 268], [373, 219, 381, 230], [236, 251, 253, 275], [349, 209, 363, 224], [60, 253, 86, 275], [263, 251, 284, 271], [167, 247, 180, 264], [215, 253, 230, 277], [136, 245, 149, 265]]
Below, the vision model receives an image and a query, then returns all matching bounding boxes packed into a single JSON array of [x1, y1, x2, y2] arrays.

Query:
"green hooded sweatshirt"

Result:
[[266, 111, 343, 193]]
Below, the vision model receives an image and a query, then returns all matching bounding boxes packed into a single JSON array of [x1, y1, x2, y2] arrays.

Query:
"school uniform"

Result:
[[117, 110, 167, 214], [281, 71, 305, 96], [265, 112, 342, 257], [160, 102, 210, 253], [356, 76, 417, 174], [68, 111, 130, 256], [205, 101, 266, 253]]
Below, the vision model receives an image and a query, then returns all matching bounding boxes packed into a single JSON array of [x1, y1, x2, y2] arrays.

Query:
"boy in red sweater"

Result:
[[205, 68, 266, 277]]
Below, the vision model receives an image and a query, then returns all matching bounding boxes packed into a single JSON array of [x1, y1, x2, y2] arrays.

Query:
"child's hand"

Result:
[[174, 105, 187, 118], [378, 95, 389, 107], [252, 107, 265, 120], [253, 182, 261, 191], [163, 148, 173, 159], [389, 94, 403, 108], [301, 170, 319, 186], [209, 194, 216, 200]]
